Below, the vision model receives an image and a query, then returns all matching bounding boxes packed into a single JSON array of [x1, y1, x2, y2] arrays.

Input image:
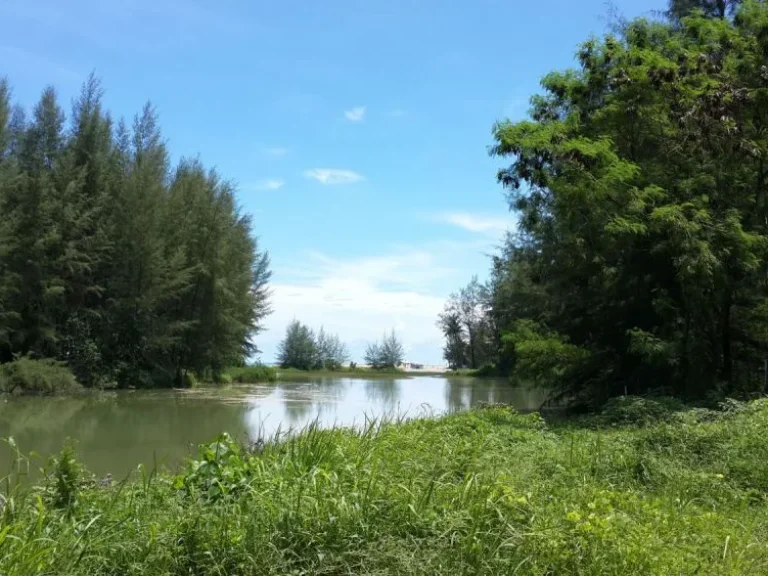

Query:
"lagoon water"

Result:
[[0, 376, 546, 478]]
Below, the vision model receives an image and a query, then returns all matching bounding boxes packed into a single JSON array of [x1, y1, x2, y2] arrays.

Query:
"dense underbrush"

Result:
[[1, 398, 767, 574]]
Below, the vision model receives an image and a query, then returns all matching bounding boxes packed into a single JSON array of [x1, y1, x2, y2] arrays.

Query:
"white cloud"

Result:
[[257, 248, 471, 365], [304, 169, 364, 185], [436, 212, 512, 235], [390, 108, 407, 117], [263, 146, 288, 157], [344, 106, 366, 122], [251, 179, 285, 191]]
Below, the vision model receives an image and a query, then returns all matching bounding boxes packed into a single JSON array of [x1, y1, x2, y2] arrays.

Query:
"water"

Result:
[[0, 376, 546, 478]]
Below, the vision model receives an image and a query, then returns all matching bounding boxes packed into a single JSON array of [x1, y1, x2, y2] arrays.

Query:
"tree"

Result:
[[666, 0, 742, 21], [364, 342, 382, 369], [0, 76, 272, 387], [276, 321, 317, 371], [450, 1, 768, 406], [365, 331, 404, 370], [438, 307, 466, 369], [314, 327, 349, 370], [438, 277, 495, 369], [380, 330, 405, 369]]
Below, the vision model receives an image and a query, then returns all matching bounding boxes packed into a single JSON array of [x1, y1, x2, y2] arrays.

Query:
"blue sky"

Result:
[[1, 0, 662, 364]]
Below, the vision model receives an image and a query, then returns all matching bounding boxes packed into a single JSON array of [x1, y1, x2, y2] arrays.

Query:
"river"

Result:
[[0, 376, 546, 478]]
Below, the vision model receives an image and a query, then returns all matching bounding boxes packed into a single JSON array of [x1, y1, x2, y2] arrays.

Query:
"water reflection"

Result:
[[0, 377, 547, 478], [364, 379, 400, 409]]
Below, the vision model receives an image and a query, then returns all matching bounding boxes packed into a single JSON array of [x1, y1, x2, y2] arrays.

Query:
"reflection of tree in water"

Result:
[[277, 378, 350, 430], [445, 378, 498, 412], [282, 399, 315, 429], [0, 392, 252, 478], [364, 379, 401, 413], [444, 379, 548, 413], [445, 379, 470, 412], [469, 380, 497, 406]]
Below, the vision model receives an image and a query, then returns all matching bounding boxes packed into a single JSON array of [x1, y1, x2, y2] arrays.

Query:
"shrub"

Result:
[[49, 441, 82, 513], [181, 371, 198, 388], [601, 395, 685, 426], [0, 357, 81, 395], [176, 433, 253, 501], [227, 365, 278, 383], [474, 364, 499, 377]]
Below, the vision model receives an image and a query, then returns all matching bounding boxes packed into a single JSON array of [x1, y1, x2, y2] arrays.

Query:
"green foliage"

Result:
[[501, 320, 591, 397], [0, 76, 271, 389], [365, 330, 405, 369], [176, 433, 253, 502], [600, 395, 686, 426], [48, 441, 82, 513], [0, 356, 81, 395], [226, 364, 278, 383], [314, 327, 349, 370], [277, 321, 348, 371], [451, 2, 768, 405], [666, 0, 742, 21], [2, 401, 768, 573], [438, 277, 495, 369]]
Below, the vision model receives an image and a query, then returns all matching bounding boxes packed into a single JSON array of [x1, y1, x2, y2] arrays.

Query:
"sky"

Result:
[[0, 0, 662, 365]]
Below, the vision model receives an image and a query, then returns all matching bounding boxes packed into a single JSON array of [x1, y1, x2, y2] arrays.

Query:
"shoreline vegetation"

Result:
[[2, 398, 767, 574], [0, 75, 271, 392], [4, 1, 768, 572], [0, 361, 481, 396], [434, 1, 768, 409]]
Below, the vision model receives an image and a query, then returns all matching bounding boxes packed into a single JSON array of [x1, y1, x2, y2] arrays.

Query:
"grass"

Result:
[[2, 399, 768, 574], [224, 365, 278, 383]]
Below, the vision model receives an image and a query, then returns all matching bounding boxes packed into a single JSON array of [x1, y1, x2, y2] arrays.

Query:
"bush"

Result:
[[227, 365, 278, 383], [474, 364, 499, 377], [601, 395, 685, 426], [176, 433, 254, 502], [181, 371, 198, 388], [49, 441, 82, 514], [0, 357, 82, 395]]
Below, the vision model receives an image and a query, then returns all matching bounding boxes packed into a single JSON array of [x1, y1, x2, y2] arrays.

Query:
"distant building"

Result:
[[402, 361, 448, 373], [402, 361, 424, 370]]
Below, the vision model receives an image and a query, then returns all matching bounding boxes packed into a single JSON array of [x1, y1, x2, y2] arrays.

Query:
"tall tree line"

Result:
[[441, 0, 768, 405], [0, 76, 271, 388]]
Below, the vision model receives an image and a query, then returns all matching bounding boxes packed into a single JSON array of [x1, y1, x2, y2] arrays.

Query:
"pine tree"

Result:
[[0, 76, 272, 387], [4, 87, 66, 359], [277, 320, 317, 370]]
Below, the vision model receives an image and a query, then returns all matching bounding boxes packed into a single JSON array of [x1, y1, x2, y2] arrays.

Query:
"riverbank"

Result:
[[2, 398, 768, 574]]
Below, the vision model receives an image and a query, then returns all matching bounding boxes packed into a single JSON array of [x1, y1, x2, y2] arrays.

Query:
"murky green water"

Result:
[[0, 376, 546, 478]]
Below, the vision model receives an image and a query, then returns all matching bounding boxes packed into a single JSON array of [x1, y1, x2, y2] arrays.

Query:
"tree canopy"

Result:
[[364, 331, 405, 370], [438, 277, 495, 370], [276, 321, 349, 371], [0, 75, 271, 388], [443, 0, 768, 406]]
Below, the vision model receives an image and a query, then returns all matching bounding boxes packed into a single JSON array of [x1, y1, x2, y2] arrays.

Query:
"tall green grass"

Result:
[[1, 400, 768, 574], [223, 365, 278, 383]]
